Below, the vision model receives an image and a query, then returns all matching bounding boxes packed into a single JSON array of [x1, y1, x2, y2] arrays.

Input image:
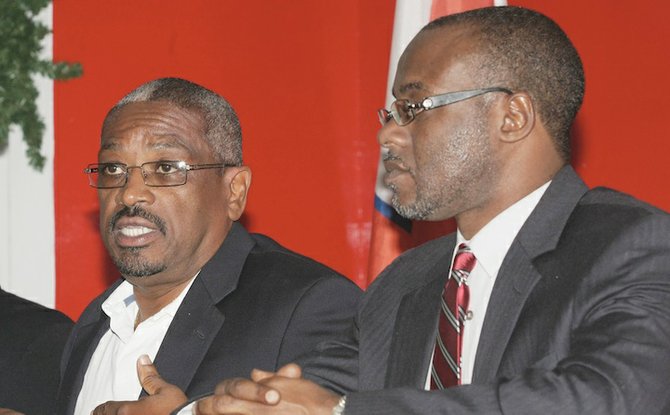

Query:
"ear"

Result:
[[499, 92, 535, 143], [225, 166, 252, 221]]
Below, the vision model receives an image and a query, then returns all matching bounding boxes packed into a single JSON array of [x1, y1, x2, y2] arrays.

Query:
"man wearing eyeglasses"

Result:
[[184, 6, 670, 415], [54, 77, 361, 415]]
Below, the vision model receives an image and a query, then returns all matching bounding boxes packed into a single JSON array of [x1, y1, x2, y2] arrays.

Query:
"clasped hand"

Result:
[[194, 363, 341, 415], [92, 358, 340, 415]]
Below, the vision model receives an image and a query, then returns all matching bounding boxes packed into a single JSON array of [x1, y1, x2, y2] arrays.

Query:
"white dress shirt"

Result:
[[426, 181, 550, 388], [74, 277, 196, 415]]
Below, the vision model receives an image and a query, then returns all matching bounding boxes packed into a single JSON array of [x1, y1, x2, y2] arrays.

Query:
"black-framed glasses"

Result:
[[377, 87, 513, 127], [84, 160, 235, 189]]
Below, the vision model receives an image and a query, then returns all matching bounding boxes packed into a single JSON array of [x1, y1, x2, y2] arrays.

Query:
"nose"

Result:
[[377, 117, 408, 149], [116, 167, 155, 207]]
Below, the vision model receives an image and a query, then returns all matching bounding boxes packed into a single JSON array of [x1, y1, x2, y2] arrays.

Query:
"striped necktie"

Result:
[[431, 243, 476, 389]]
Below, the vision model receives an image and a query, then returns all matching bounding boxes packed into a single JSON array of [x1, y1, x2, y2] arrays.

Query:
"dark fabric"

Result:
[[0, 288, 73, 415], [55, 223, 361, 415], [302, 166, 670, 415]]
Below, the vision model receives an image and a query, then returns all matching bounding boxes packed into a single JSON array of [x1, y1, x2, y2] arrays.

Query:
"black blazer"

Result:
[[0, 288, 73, 415], [56, 223, 361, 415], [302, 166, 670, 415]]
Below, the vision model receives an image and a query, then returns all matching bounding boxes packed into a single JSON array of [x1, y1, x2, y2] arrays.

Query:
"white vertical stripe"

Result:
[[0, 3, 56, 307], [494, 0, 508, 6], [374, 0, 433, 201], [383, 0, 433, 108]]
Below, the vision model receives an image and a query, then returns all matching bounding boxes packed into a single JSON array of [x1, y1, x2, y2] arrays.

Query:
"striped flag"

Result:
[[367, 0, 505, 284]]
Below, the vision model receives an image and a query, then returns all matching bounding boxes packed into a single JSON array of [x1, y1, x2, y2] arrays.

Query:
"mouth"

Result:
[[110, 206, 166, 248], [119, 225, 154, 238], [382, 153, 410, 185], [113, 220, 161, 248]]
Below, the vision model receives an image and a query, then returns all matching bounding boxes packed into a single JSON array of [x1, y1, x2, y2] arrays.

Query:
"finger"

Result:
[[250, 368, 275, 382], [136, 354, 166, 395], [275, 363, 302, 379], [92, 401, 124, 415], [195, 394, 273, 415], [213, 378, 279, 405], [194, 395, 220, 415], [194, 395, 245, 415]]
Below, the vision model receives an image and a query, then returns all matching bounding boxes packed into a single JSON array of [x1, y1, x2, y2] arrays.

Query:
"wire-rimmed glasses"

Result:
[[377, 87, 513, 126], [84, 160, 234, 189]]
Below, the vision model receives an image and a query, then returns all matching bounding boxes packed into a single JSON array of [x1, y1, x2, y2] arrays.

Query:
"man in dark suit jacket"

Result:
[[56, 77, 360, 415], [189, 7, 670, 415], [0, 287, 73, 415]]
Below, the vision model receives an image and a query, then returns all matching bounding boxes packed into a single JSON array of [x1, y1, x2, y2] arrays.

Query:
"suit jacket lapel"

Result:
[[472, 166, 588, 382], [471, 242, 541, 381], [57, 307, 111, 414], [385, 234, 456, 388], [150, 277, 226, 393], [151, 222, 255, 394]]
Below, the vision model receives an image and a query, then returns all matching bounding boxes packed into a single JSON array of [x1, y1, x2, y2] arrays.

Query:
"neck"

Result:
[[456, 162, 564, 240], [131, 276, 193, 326]]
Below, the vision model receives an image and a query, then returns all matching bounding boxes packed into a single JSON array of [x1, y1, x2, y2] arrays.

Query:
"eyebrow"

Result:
[[393, 81, 432, 98]]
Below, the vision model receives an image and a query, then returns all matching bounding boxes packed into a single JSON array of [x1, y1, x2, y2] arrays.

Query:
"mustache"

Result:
[[110, 205, 167, 236], [382, 151, 402, 163]]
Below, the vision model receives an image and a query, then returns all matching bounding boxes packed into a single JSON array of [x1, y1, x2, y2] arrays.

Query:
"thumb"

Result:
[[136, 354, 166, 395], [276, 363, 302, 379]]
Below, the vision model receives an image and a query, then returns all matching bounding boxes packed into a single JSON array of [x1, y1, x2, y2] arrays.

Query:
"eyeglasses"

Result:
[[84, 160, 235, 189], [377, 87, 513, 126]]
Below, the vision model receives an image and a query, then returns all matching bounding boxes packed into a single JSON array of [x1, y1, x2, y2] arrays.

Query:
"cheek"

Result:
[[411, 128, 448, 175], [97, 192, 118, 228], [174, 188, 228, 228]]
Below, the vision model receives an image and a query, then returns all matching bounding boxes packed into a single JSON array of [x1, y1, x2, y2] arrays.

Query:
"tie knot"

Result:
[[453, 243, 476, 273]]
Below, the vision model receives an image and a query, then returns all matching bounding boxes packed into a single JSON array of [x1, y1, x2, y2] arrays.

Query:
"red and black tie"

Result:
[[431, 243, 476, 389]]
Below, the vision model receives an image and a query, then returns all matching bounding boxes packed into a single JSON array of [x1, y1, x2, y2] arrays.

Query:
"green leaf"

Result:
[[0, 0, 83, 171]]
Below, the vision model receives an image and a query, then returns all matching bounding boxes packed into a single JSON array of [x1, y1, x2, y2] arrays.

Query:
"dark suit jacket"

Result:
[[0, 288, 73, 415], [302, 166, 670, 415], [56, 222, 361, 415]]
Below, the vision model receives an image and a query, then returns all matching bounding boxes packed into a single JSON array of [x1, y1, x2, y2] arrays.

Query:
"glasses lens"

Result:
[[88, 164, 128, 188], [142, 161, 187, 186], [377, 109, 392, 126], [85, 165, 100, 188], [390, 100, 413, 126]]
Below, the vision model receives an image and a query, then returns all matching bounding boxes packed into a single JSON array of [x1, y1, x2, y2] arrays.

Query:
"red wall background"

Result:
[[53, 1, 670, 319]]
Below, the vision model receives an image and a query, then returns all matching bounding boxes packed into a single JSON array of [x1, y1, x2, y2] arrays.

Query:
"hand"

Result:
[[0, 408, 25, 415], [92, 355, 188, 415], [194, 363, 341, 415]]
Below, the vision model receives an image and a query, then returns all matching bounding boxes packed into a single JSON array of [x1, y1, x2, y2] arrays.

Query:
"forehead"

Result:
[[100, 101, 208, 154], [394, 26, 480, 96]]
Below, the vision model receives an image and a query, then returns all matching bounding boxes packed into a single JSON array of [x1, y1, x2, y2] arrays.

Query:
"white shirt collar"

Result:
[[101, 274, 198, 343], [457, 181, 551, 279]]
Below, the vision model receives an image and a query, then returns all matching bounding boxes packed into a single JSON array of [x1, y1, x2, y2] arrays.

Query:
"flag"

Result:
[[367, 0, 505, 284]]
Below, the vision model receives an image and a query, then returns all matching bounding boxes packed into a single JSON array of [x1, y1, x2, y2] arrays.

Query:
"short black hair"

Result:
[[424, 6, 584, 160], [103, 77, 242, 165]]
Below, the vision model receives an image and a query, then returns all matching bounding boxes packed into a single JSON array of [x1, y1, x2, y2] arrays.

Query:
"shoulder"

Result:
[[565, 187, 670, 245], [229, 233, 362, 304], [0, 291, 73, 414], [544, 187, 670, 282], [0, 290, 73, 370], [245, 233, 355, 285], [578, 187, 668, 218], [0, 289, 72, 335]]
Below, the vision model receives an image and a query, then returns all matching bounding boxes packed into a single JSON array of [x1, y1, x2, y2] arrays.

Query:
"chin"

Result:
[[112, 253, 167, 278]]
